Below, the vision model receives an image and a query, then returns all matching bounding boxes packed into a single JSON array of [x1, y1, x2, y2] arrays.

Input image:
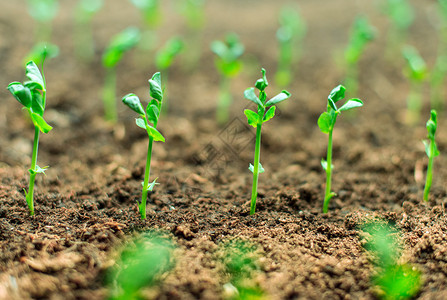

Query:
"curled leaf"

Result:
[[123, 93, 145, 116]]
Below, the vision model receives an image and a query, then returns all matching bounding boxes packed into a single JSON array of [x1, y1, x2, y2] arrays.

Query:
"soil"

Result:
[[1, 0, 447, 299]]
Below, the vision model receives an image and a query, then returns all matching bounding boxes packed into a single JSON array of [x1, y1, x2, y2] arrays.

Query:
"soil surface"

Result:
[[1, 0, 447, 299]]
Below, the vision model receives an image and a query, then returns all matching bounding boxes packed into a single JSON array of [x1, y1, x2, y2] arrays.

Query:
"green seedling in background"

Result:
[[122, 72, 165, 220], [130, 0, 161, 51], [74, 0, 104, 62], [423, 110, 440, 201], [23, 42, 59, 67], [244, 69, 291, 215], [220, 240, 265, 300], [430, 0, 447, 112], [344, 16, 376, 97], [102, 27, 140, 122], [275, 5, 306, 88], [318, 85, 363, 213], [382, 0, 414, 60], [107, 234, 175, 300], [7, 60, 53, 216], [211, 33, 245, 124], [155, 37, 184, 113], [26, 0, 59, 42], [362, 222, 422, 300], [402, 45, 427, 125]]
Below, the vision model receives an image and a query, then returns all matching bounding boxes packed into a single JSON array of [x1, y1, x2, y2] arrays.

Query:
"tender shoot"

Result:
[[24, 42, 59, 67], [244, 68, 291, 215], [7, 60, 53, 216], [423, 110, 440, 202], [211, 33, 245, 124], [318, 85, 363, 213], [122, 72, 165, 220]]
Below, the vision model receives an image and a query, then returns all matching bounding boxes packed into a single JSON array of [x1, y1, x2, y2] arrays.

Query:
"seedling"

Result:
[[155, 37, 184, 113], [7, 60, 53, 216], [344, 16, 376, 96], [275, 6, 306, 88], [23, 42, 59, 67], [244, 68, 291, 215], [74, 0, 104, 62], [122, 72, 165, 220], [102, 27, 140, 122], [362, 222, 422, 300], [318, 85, 363, 213], [130, 0, 161, 51], [402, 45, 427, 125], [211, 33, 245, 124], [423, 110, 440, 202], [382, 0, 414, 60], [107, 234, 174, 300], [26, 0, 59, 42]]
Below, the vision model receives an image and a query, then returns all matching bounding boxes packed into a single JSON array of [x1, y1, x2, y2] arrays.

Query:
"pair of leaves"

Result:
[[135, 118, 165, 142], [141, 178, 159, 192], [155, 37, 184, 70], [102, 27, 141, 68], [244, 106, 276, 128], [244, 88, 291, 109], [249, 163, 265, 174], [211, 34, 245, 77]]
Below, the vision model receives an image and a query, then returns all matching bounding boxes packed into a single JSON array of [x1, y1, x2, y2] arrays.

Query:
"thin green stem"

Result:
[[250, 123, 262, 215], [103, 67, 117, 122], [140, 136, 154, 219], [217, 76, 231, 125], [26, 127, 40, 216], [323, 129, 333, 213], [423, 140, 435, 201]]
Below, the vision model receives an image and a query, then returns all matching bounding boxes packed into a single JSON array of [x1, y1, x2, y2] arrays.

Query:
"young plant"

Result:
[[23, 42, 59, 67], [344, 16, 376, 96], [211, 33, 245, 124], [275, 5, 306, 88], [155, 37, 184, 113], [102, 27, 140, 122], [362, 222, 422, 300], [26, 0, 59, 42], [7, 60, 53, 216], [74, 0, 104, 62], [130, 0, 161, 51], [318, 85, 363, 213], [122, 72, 165, 220], [423, 110, 440, 202], [402, 45, 427, 125], [244, 68, 291, 215]]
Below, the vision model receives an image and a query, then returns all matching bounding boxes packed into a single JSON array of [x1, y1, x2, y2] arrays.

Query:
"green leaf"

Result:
[[155, 37, 184, 70], [328, 98, 337, 111], [255, 68, 268, 91], [30, 112, 53, 133], [426, 109, 437, 139], [7, 82, 32, 108], [423, 140, 440, 157], [122, 93, 145, 116], [25, 61, 45, 91], [135, 118, 147, 130], [328, 85, 345, 103], [29, 165, 49, 175], [24, 42, 59, 66], [142, 177, 159, 192], [30, 89, 44, 116], [244, 87, 263, 108], [244, 109, 259, 128], [147, 125, 165, 142], [339, 98, 363, 112], [151, 72, 161, 87], [263, 106, 276, 122], [102, 27, 140, 68], [318, 112, 332, 134], [265, 90, 291, 106], [147, 104, 160, 125], [149, 76, 163, 101], [249, 163, 265, 174]]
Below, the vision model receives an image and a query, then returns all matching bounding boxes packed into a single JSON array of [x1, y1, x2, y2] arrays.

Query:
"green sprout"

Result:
[[318, 85, 363, 213], [211, 33, 245, 124], [244, 68, 291, 215], [102, 27, 141, 122], [382, 0, 414, 59], [23, 42, 59, 67], [130, 0, 161, 51], [155, 37, 184, 113], [423, 110, 440, 202], [344, 16, 376, 96], [26, 0, 59, 42], [275, 5, 306, 88], [362, 222, 422, 300], [402, 45, 427, 125], [107, 234, 175, 300], [7, 60, 53, 216], [122, 72, 165, 220], [74, 0, 104, 62]]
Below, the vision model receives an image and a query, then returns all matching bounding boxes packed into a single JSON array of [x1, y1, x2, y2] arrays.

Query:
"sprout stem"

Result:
[[140, 136, 154, 219], [423, 140, 435, 202], [217, 76, 231, 125], [323, 129, 333, 213], [250, 123, 262, 215], [27, 127, 40, 216], [103, 67, 117, 122]]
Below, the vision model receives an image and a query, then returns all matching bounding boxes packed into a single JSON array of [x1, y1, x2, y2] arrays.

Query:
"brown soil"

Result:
[[1, 0, 447, 299]]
